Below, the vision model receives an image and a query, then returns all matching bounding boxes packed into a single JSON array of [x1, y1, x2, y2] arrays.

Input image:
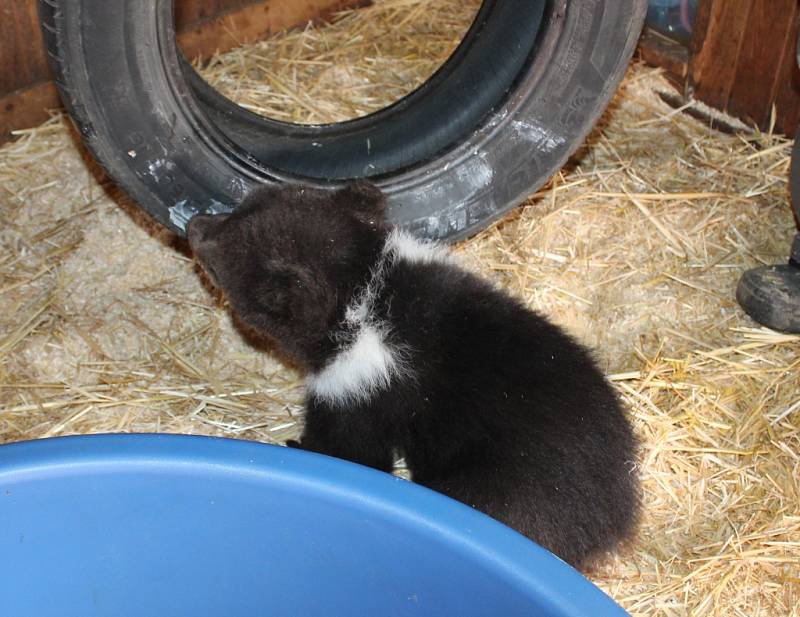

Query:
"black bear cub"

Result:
[[187, 182, 639, 568]]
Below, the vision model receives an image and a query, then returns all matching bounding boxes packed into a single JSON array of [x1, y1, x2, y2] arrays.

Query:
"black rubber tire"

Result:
[[39, 0, 646, 241]]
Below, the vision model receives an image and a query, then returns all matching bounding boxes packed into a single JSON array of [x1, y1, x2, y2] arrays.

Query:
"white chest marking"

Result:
[[306, 324, 406, 406], [306, 229, 448, 406], [383, 229, 451, 265]]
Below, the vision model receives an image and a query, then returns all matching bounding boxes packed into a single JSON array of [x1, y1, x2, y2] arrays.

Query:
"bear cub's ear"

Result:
[[335, 181, 386, 228]]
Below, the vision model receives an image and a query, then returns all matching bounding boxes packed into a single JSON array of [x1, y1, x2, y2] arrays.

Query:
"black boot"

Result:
[[736, 127, 800, 333], [737, 234, 800, 333]]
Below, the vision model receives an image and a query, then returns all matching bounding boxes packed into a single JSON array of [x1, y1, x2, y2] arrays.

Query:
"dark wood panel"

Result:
[[689, 0, 754, 112], [772, 10, 800, 136], [177, 0, 358, 62], [175, 0, 260, 28], [0, 81, 60, 140], [682, 0, 800, 135], [0, 0, 51, 95], [688, 0, 712, 58], [725, 0, 797, 129]]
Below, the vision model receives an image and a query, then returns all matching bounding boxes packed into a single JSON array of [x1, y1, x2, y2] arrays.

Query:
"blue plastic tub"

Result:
[[0, 434, 628, 616]]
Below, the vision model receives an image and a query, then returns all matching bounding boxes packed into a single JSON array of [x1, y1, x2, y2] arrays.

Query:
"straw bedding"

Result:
[[1, 1, 798, 614]]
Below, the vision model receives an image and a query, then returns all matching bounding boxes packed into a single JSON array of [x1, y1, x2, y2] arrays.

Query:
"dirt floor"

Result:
[[1, 1, 799, 615]]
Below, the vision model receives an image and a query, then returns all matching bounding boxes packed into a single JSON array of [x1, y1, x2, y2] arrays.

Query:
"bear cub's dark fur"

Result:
[[187, 182, 639, 568]]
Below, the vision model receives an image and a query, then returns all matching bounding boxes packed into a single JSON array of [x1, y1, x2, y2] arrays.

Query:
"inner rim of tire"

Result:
[[177, 0, 548, 180]]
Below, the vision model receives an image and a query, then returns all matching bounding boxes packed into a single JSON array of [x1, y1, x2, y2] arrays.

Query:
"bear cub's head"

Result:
[[187, 181, 388, 369]]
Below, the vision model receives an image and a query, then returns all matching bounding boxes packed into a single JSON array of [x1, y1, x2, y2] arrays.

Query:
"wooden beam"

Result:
[[0, 81, 61, 142], [689, 0, 754, 112], [176, 0, 360, 61], [688, 0, 800, 134], [770, 8, 800, 136], [725, 0, 798, 130], [638, 28, 689, 92], [0, 0, 360, 144], [0, 0, 51, 95]]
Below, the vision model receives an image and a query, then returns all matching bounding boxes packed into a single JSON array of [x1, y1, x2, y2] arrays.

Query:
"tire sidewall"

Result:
[[42, 0, 646, 240], [381, 0, 646, 241]]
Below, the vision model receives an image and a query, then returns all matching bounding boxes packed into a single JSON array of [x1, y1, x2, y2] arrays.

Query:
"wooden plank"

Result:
[[0, 0, 51, 95], [772, 10, 800, 136], [638, 28, 689, 92], [688, 0, 713, 59], [177, 0, 359, 61], [175, 0, 261, 30], [0, 81, 61, 143], [687, 0, 800, 134], [689, 0, 754, 112], [725, 0, 797, 129]]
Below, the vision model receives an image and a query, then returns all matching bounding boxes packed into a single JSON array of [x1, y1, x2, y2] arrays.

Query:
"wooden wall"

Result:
[[0, 0, 356, 144], [642, 0, 800, 136], [690, 0, 800, 135]]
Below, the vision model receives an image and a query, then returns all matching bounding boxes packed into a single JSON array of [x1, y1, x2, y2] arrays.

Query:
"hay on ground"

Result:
[[1, 2, 798, 615]]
